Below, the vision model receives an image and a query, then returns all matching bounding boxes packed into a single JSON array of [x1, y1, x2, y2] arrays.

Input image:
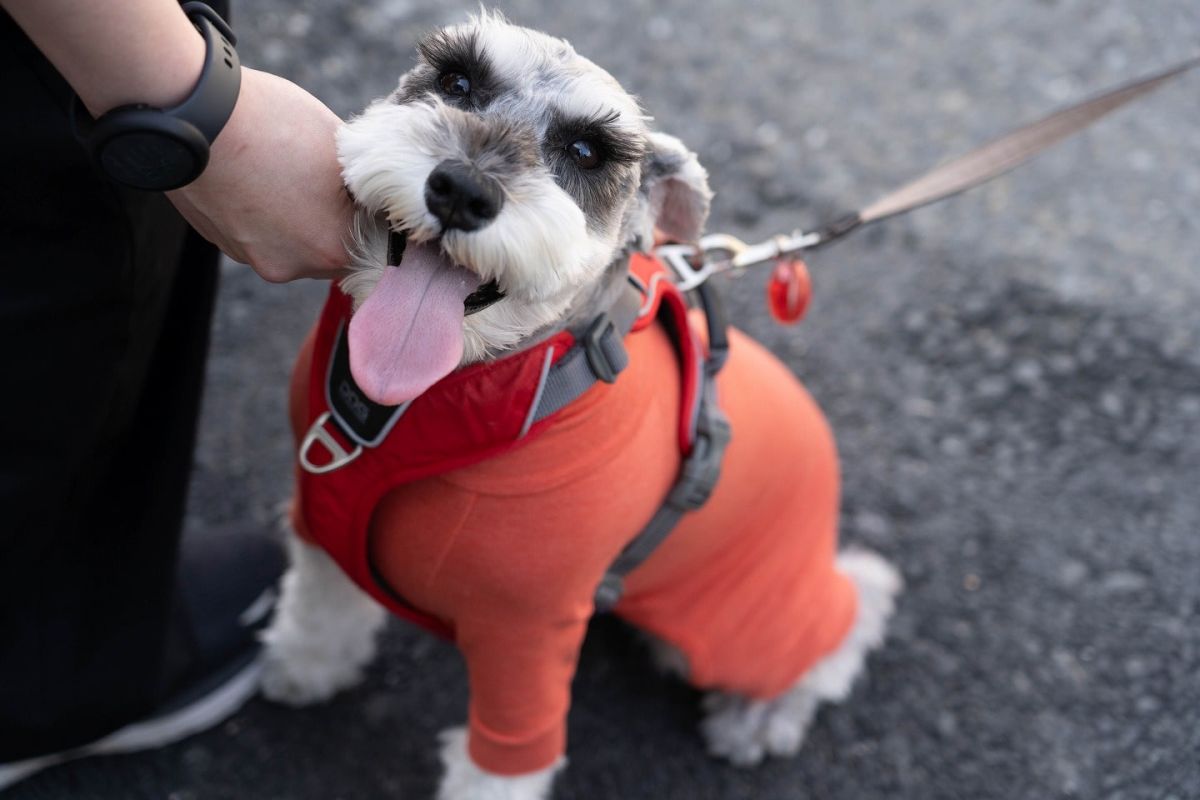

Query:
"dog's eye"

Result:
[[568, 139, 602, 169], [439, 72, 471, 97]]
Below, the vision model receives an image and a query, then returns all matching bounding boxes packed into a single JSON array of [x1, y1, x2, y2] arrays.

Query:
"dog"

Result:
[[259, 11, 901, 800]]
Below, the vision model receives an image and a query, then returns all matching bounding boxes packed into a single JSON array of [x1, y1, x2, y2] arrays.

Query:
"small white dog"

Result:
[[261, 11, 900, 800]]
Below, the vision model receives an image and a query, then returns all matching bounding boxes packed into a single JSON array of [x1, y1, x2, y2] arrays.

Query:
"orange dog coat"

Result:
[[289, 262, 857, 775]]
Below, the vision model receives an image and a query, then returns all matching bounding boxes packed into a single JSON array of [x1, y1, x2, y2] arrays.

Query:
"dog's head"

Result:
[[336, 11, 711, 405]]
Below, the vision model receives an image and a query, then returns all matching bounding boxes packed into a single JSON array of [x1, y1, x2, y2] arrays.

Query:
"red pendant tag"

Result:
[[766, 257, 812, 324]]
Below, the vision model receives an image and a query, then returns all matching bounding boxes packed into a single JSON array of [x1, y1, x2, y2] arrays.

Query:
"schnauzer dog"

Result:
[[261, 11, 901, 800]]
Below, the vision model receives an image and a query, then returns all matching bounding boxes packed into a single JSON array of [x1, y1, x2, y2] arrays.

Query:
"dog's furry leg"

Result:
[[701, 549, 902, 766], [436, 727, 564, 800], [260, 533, 388, 706]]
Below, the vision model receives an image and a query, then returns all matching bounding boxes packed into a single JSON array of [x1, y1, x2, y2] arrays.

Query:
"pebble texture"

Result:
[[13, 2, 1199, 799]]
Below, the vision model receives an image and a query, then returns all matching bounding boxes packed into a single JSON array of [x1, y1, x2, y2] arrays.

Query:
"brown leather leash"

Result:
[[819, 55, 1200, 246], [658, 55, 1200, 296]]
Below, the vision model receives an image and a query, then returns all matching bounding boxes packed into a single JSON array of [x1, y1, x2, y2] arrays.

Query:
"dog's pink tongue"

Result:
[[348, 241, 482, 405]]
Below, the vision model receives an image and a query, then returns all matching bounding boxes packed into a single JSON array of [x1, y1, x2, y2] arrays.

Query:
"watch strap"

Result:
[[172, 1, 240, 145], [69, 1, 241, 190]]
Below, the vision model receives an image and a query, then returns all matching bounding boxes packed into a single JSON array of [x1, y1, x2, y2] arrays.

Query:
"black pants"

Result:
[[0, 9, 222, 760]]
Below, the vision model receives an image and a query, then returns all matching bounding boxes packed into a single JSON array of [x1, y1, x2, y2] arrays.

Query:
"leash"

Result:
[[657, 55, 1200, 313]]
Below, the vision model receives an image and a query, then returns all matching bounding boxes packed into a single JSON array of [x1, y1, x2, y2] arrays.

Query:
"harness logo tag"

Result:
[[338, 380, 370, 424]]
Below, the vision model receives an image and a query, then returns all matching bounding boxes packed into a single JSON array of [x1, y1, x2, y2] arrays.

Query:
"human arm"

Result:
[[2, 0, 353, 281]]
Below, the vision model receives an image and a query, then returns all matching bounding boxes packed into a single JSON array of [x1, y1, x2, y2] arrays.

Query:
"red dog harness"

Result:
[[296, 253, 729, 638]]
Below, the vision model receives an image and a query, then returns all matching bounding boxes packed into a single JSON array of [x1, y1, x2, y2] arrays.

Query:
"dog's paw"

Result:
[[259, 644, 372, 706], [805, 548, 902, 702], [700, 688, 820, 767], [701, 548, 902, 767], [437, 727, 563, 800], [258, 597, 384, 705]]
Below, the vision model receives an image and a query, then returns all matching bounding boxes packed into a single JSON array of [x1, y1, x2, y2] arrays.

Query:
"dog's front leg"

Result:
[[260, 531, 388, 705], [434, 613, 586, 800]]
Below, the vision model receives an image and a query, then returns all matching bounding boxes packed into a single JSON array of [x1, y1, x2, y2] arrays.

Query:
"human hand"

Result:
[[168, 68, 354, 282]]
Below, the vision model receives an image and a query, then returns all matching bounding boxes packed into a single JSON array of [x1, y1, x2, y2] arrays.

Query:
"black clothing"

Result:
[[0, 4, 229, 760]]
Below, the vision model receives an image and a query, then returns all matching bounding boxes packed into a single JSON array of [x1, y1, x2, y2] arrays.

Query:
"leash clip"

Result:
[[656, 230, 821, 292]]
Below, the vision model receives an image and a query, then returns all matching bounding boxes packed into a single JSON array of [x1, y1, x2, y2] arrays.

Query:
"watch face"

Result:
[[99, 131, 202, 191]]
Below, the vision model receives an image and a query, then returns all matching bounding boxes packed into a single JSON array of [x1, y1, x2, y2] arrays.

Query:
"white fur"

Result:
[[337, 100, 445, 243], [701, 549, 902, 767], [548, 70, 644, 134], [260, 534, 388, 706], [442, 175, 597, 301], [437, 727, 563, 800], [337, 209, 390, 306]]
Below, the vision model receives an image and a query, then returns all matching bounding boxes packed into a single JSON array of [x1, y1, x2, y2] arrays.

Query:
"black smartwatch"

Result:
[[71, 2, 241, 191]]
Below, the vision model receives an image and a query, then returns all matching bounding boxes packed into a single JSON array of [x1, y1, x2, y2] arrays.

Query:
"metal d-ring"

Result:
[[298, 411, 363, 474]]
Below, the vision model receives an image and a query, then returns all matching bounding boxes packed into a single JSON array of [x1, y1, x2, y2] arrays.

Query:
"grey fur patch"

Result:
[[463, 117, 541, 174], [401, 27, 503, 109], [635, 132, 712, 244], [543, 110, 645, 233]]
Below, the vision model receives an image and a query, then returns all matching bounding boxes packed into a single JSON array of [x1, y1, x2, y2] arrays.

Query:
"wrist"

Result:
[[82, 8, 207, 115]]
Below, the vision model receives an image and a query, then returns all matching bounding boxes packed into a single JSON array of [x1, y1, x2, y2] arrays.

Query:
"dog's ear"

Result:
[[634, 132, 712, 247]]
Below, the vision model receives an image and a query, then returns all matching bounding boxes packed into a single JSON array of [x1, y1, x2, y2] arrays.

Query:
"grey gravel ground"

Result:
[[13, 2, 1200, 799]]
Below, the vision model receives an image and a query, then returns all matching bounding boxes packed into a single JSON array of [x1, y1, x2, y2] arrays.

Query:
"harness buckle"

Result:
[[581, 312, 629, 384], [668, 391, 731, 511], [299, 411, 363, 474]]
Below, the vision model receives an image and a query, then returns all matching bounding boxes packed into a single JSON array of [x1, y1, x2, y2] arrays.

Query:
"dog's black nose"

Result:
[[424, 161, 503, 232]]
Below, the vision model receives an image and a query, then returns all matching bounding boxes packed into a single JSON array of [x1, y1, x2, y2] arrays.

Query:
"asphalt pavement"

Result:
[[12, 2, 1200, 798]]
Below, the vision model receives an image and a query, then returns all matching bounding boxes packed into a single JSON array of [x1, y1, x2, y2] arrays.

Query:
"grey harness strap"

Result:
[[593, 281, 731, 612], [512, 272, 732, 612], [593, 372, 729, 611], [528, 282, 645, 426]]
